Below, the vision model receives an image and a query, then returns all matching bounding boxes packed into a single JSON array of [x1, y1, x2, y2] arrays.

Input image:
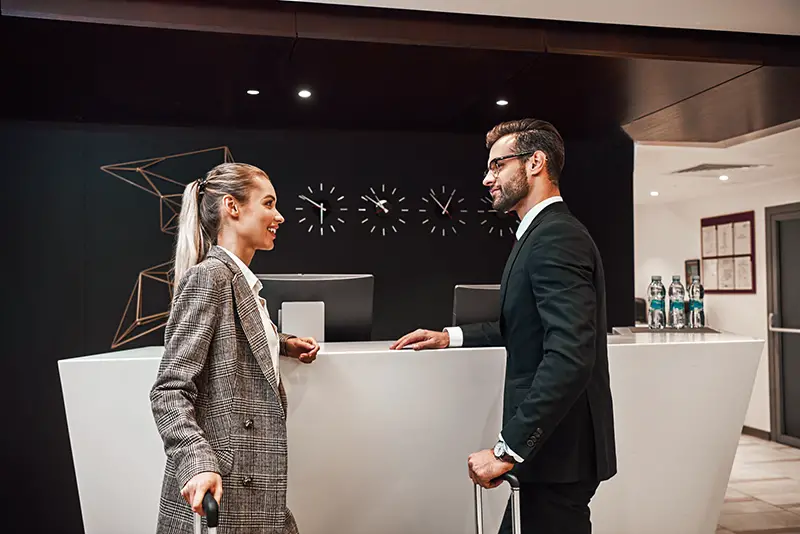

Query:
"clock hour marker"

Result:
[[458, 198, 464, 203], [337, 195, 344, 201], [340, 208, 348, 212], [422, 197, 429, 203], [382, 228, 386, 236], [382, 184, 385, 192], [330, 225, 336, 233], [370, 226, 376, 233], [392, 187, 397, 195], [307, 186, 314, 194], [308, 225, 314, 233], [370, 187, 377, 196], [442, 228, 446, 236], [401, 208, 409, 213], [422, 219, 430, 225], [299, 217, 307, 223], [481, 220, 488, 225], [399, 218, 406, 224], [391, 225, 398, 233], [430, 226, 436, 234], [320, 226, 324, 235], [460, 209, 468, 213], [358, 208, 367, 212], [459, 220, 467, 225], [330, 186, 336, 194], [319, 183, 323, 192], [442, 185, 445, 193], [362, 218, 369, 224], [500, 229, 504, 237], [419, 209, 427, 213], [398, 197, 405, 202], [490, 227, 495, 234], [338, 218, 345, 224], [296, 207, 304, 211]]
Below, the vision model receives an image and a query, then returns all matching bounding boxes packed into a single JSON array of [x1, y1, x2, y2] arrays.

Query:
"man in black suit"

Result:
[[390, 119, 616, 534]]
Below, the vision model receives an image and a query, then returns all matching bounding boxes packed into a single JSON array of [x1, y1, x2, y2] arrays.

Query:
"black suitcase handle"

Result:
[[475, 473, 521, 534], [203, 491, 219, 528]]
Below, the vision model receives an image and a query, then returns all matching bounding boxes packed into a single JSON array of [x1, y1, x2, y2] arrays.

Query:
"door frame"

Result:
[[766, 202, 800, 448]]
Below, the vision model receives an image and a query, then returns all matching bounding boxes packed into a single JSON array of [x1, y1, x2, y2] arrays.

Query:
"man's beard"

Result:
[[492, 167, 529, 213]]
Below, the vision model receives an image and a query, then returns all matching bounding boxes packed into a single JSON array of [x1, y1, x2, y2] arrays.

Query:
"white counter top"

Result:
[[58, 329, 763, 534]]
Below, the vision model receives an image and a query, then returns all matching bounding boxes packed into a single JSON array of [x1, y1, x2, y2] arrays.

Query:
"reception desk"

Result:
[[58, 329, 763, 534]]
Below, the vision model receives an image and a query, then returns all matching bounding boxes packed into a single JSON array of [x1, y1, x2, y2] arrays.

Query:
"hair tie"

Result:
[[196, 176, 209, 197]]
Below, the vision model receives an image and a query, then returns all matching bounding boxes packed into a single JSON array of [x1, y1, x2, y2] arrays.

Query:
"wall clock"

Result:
[[420, 185, 467, 236], [359, 184, 409, 236], [477, 196, 519, 238], [295, 183, 348, 236]]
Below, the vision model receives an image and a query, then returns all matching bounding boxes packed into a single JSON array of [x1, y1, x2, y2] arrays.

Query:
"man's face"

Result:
[[483, 135, 530, 214]]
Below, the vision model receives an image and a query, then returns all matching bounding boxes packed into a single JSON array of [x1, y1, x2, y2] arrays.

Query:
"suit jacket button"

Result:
[[244, 419, 254, 429], [243, 476, 253, 487], [527, 439, 535, 447]]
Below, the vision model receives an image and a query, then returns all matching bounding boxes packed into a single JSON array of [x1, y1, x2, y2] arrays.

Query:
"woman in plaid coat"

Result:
[[150, 163, 319, 534]]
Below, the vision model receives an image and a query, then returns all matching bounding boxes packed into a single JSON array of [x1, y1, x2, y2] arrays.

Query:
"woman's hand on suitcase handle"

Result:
[[181, 471, 222, 515]]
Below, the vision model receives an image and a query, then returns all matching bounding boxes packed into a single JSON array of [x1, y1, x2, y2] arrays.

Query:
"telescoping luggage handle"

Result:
[[475, 473, 521, 534], [193, 490, 219, 534]]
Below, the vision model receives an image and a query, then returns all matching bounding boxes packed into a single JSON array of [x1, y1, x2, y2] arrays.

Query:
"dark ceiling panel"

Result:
[[3, 14, 800, 142], [623, 66, 800, 143]]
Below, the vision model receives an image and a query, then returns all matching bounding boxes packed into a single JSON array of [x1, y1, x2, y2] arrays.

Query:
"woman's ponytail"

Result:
[[173, 180, 206, 289]]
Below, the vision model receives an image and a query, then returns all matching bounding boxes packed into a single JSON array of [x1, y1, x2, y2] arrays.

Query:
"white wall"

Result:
[[635, 178, 800, 432]]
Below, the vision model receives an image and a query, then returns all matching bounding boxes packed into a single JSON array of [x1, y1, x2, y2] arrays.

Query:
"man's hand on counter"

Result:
[[390, 329, 450, 350]]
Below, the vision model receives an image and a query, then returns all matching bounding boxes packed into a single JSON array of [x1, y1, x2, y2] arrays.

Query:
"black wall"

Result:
[[0, 120, 633, 533]]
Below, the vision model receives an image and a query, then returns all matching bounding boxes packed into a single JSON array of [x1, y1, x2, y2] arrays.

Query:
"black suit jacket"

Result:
[[461, 201, 616, 484]]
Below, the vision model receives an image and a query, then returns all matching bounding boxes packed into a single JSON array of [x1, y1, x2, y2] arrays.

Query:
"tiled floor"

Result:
[[718, 434, 800, 533]]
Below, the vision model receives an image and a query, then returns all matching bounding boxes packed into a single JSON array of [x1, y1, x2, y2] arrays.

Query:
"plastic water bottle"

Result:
[[668, 275, 686, 329], [647, 276, 666, 329], [688, 275, 705, 328]]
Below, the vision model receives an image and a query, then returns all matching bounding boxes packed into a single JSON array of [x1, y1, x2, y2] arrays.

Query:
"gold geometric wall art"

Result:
[[102, 146, 234, 348]]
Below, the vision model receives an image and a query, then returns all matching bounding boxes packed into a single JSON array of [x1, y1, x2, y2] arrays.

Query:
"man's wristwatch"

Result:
[[493, 440, 517, 464]]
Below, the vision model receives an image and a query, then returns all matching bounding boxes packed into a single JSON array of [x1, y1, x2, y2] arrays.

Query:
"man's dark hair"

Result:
[[486, 119, 565, 185]]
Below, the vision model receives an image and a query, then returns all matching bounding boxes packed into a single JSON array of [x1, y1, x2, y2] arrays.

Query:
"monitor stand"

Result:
[[279, 301, 325, 342]]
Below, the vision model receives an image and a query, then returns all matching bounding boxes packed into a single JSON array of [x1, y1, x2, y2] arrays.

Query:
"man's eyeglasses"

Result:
[[485, 151, 535, 178]]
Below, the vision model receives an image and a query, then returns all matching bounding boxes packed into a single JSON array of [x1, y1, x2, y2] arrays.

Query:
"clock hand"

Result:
[[429, 190, 448, 214], [442, 189, 456, 215], [299, 194, 326, 211], [362, 194, 389, 213]]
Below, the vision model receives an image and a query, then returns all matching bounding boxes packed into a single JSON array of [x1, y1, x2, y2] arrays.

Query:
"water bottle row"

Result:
[[647, 274, 705, 330]]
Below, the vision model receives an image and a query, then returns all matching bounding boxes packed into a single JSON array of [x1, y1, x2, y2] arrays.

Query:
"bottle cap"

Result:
[[672, 275, 681, 281], [692, 275, 700, 281], [652, 275, 661, 281]]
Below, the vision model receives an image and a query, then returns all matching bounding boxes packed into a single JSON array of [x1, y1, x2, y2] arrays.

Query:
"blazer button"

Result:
[[244, 419, 254, 429], [242, 476, 253, 487], [527, 439, 535, 447]]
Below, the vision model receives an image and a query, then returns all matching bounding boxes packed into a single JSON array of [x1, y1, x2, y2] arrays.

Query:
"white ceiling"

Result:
[[283, 0, 800, 36], [634, 124, 800, 205]]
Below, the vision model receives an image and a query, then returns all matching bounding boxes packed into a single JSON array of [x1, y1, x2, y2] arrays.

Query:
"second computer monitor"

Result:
[[257, 273, 374, 342], [452, 284, 501, 326]]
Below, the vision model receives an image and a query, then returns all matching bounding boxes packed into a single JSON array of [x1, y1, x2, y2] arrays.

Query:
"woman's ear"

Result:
[[222, 195, 239, 218]]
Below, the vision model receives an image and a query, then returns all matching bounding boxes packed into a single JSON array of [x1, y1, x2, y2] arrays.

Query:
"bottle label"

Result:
[[689, 299, 703, 311], [650, 299, 664, 311], [670, 301, 684, 312]]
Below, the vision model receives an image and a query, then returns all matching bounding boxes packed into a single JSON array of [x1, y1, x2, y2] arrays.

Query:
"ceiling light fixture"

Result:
[[496, 99, 509, 106], [650, 191, 659, 197], [298, 89, 312, 99], [719, 175, 729, 181], [247, 89, 260, 95]]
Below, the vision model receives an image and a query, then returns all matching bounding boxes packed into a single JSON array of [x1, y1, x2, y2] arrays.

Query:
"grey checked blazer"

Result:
[[150, 246, 299, 534]]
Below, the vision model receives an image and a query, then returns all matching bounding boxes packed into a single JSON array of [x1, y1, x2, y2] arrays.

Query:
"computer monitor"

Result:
[[257, 274, 374, 342], [452, 284, 501, 326]]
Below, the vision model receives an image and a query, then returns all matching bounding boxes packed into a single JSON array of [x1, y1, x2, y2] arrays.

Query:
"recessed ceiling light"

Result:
[[496, 99, 509, 106], [719, 175, 729, 181], [246, 89, 259, 95], [650, 191, 659, 197], [298, 89, 312, 99]]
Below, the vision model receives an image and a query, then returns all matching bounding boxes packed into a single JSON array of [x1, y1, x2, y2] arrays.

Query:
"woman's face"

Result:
[[236, 175, 284, 251]]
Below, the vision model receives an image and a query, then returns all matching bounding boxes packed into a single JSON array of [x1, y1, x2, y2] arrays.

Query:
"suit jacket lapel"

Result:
[[207, 247, 285, 417], [499, 202, 563, 312]]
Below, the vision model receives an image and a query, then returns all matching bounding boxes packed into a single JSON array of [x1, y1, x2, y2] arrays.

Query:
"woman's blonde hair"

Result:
[[173, 162, 268, 286]]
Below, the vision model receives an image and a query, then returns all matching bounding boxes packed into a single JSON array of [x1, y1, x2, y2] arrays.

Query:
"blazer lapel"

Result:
[[208, 247, 285, 417], [499, 202, 564, 312]]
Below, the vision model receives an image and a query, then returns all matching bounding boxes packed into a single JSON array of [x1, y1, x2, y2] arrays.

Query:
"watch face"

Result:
[[493, 441, 505, 458]]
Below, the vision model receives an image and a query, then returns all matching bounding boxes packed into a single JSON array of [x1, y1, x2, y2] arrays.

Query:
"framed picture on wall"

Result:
[[700, 210, 755, 294], [685, 259, 700, 285]]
